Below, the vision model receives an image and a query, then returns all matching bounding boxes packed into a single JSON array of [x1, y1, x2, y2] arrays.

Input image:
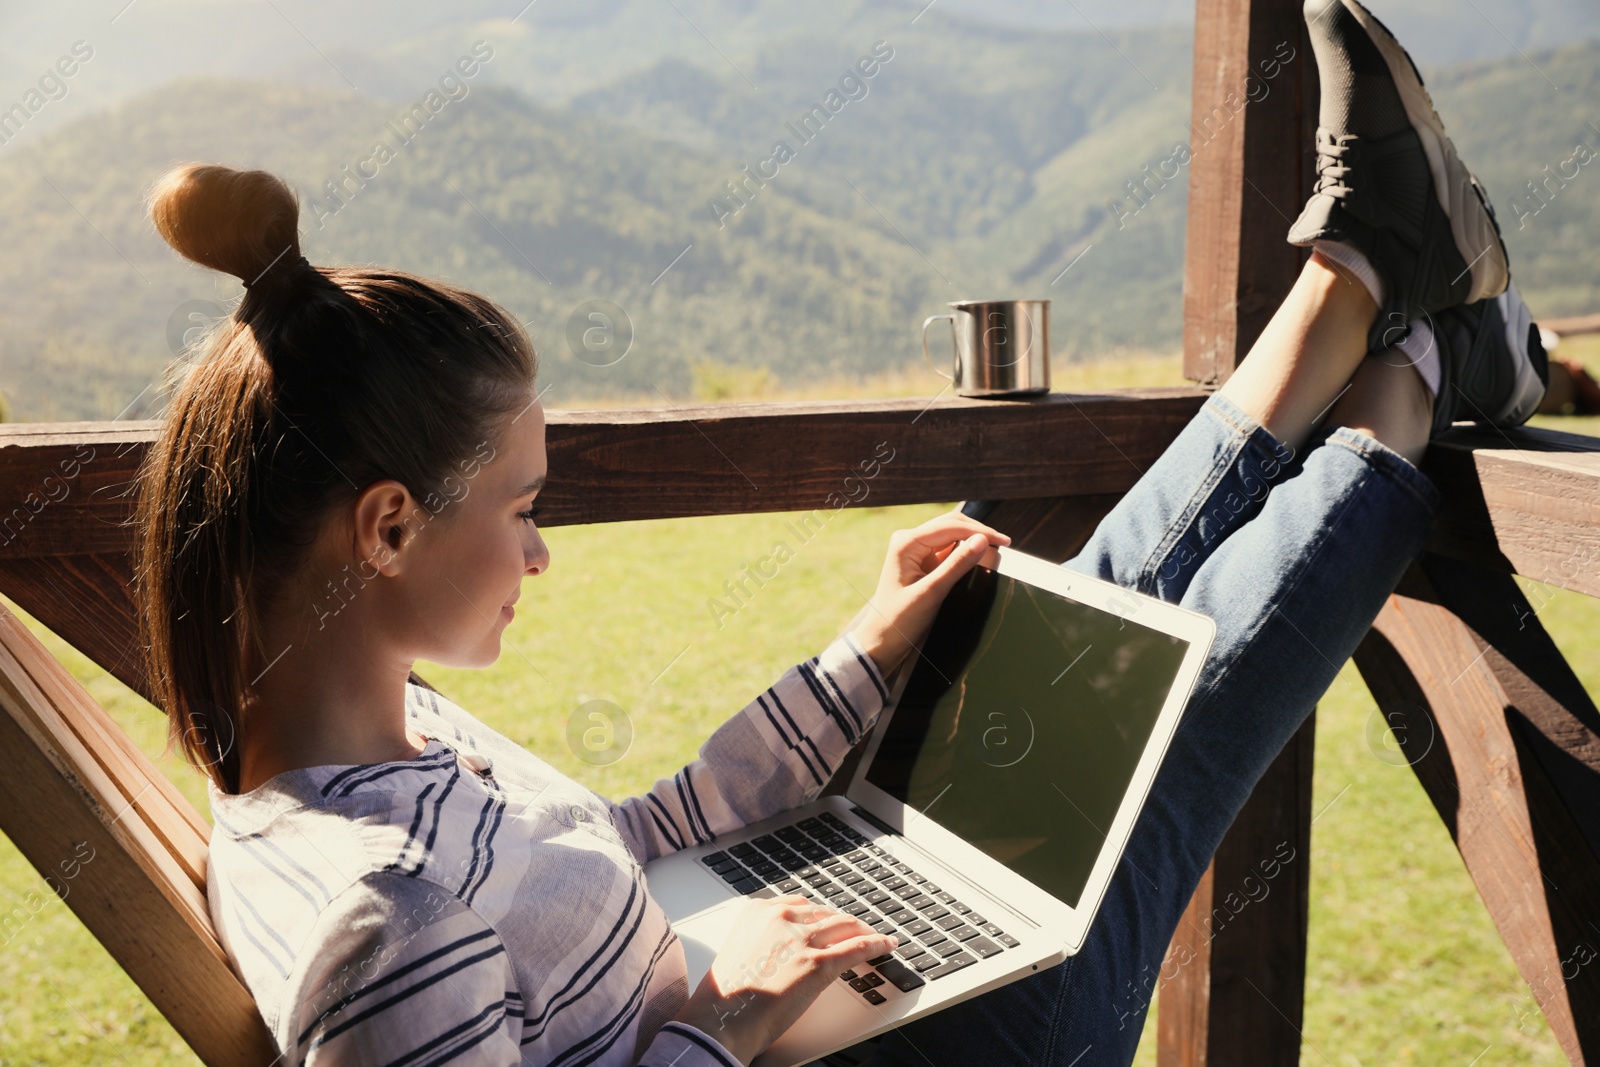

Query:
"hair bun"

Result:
[[148, 164, 303, 287]]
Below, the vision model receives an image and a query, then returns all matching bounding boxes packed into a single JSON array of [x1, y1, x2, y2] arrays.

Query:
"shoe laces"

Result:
[[1312, 128, 1355, 200]]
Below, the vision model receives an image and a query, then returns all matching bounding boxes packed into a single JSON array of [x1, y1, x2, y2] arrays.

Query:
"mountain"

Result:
[[0, 27, 1595, 422]]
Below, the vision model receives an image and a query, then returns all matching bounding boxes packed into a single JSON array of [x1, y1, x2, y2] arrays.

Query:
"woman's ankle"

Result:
[[1323, 354, 1432, 467]]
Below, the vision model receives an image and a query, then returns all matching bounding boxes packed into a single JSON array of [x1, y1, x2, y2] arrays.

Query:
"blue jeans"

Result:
[[838, 392, 1439, 1067]]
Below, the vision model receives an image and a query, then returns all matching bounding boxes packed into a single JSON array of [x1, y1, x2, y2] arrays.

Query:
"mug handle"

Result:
[[921, 314, 957, 383]]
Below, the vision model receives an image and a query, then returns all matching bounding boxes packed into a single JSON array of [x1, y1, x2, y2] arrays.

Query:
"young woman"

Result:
[[134, 1, 1544, 1064]]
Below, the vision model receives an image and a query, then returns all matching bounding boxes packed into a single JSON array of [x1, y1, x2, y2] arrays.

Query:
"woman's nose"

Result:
[[526, 532, 550, 576]]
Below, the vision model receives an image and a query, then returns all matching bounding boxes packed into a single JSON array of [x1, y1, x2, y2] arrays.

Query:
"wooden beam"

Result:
[[1423, 425, 1600, 600], [1353, 555, 1600, 1064], [1157, 714, 1316, 1066], [0, 553, 148, 699], [8, 409, 1597, 603], [1181, 0, 1318, 385], [0, 393, 1208, 560], [0, 601, 276, 1066]]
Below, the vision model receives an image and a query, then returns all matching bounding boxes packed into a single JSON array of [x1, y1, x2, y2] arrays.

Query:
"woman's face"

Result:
[[399, 396, 550, 668]]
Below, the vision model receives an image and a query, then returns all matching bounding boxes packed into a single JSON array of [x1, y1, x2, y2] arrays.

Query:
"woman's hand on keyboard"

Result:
[[671, 894, 898, 1065], [850, 509, 1011, 679]]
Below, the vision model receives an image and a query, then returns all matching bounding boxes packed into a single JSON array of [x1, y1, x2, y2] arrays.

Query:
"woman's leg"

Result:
[[1059, 250, 1389, 608], [863, 397, 1438, 1067]]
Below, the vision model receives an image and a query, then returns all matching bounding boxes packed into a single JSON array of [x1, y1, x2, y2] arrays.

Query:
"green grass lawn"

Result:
[[3, 349, 1597, 1064]]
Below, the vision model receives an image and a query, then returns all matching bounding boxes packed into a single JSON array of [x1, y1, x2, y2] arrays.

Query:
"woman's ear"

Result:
[[351, 480, 417, 575]]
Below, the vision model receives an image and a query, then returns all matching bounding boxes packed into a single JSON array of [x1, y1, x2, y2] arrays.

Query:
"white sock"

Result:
[[1314, 239, 1386, 309], [1390, 317, 1442, 397]]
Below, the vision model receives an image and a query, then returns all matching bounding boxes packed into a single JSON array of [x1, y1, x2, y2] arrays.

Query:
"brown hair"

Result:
[[134, 163, 537, 794]]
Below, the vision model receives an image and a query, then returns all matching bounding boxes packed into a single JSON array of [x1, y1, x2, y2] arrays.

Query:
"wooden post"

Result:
[[1157, 714, 1316, 1065], [1163, 0, 1321, 1059], [1182, 0, 1318, 385], [1354, 557, 1600, 1063]]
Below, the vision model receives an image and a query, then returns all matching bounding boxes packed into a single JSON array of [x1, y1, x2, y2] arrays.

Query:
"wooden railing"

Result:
[[2, 396, 1598, 1064]]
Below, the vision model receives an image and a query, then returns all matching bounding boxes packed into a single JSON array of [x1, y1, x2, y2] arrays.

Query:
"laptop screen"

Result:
[[863, 562, 1190, 908]]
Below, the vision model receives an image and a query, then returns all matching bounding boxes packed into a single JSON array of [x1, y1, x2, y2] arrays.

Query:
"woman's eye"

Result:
[[518, 504, 542, 524]]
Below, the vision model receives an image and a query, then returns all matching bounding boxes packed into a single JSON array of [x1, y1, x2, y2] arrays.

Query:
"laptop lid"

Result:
[[845, 544, 1216, 953]]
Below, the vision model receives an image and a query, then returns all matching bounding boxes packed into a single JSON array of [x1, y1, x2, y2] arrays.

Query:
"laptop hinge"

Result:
[[849, 805, 898, 837]]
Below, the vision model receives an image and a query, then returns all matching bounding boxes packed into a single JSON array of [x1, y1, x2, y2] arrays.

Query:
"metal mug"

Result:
[[921, 299, 1050, 397]]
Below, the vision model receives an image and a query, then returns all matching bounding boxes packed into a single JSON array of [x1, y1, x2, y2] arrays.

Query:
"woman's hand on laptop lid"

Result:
[[850, 509, 1011, 681], [671, 895, 899, 1064]]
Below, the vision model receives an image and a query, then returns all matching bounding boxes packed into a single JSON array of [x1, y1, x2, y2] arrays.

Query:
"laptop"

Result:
[[643, 544, 1216, 1066]]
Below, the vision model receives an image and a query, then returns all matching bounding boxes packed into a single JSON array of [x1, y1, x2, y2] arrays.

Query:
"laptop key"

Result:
[[864, 889, 891, 906], [776, 827, 807, 842], [818, 883, 844, 897], [825, 863, 851, 877], [967, 937, 1004, 959], [997, 933, 1021, 948], [863, 988, 887, 1005], [840, 968, 858, 980], [951, 902, 972, 915], [966, 913, 986, 926], [935, 915, 964, 931], [897, 942, 927, 961], [873, 958, 927, 992], [912, 954, 943, 973], [775, 878, 801, 893], [803, 873, 830, 888], [843, 901, 869, 916], [922, 884, 941, 894], [729, 843, 759, 858], [980, 922, 1004, 937], [908, 873, 928, 884], [921, 905, 950, 921], [931, 940, 963, 959], [933, 890, 956, 904], [848, 977, 875, 993], [919, 931, 948, 948], [884, 909, 914, 926], [906, 894, 934, 910], [839, 872, 865, 887], [880, 876, 908, 891], [731, 875, 763, 893], [925, 952, 978, 980], [798, 817, 825, 830], [902, 919, 932, 937], [865, 952, 895, 966], [871, 921, 895, 935], [718, 867, 751, 884], [894, 885, 921, 900], [949, 925, 980, 942]]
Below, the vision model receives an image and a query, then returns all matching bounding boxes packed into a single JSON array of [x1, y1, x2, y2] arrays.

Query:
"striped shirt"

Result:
[[206, 632, 888, 1066]]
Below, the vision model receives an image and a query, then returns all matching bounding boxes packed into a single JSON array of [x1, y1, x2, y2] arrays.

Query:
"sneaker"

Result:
[[1288, 0, 1509, 349], [1387, 283, 1548, 436]]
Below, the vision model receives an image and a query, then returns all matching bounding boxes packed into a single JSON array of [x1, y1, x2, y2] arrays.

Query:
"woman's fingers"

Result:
[[797, 909, 880, 949], [902, 510, 1010, 552], [814, 930, 901, 968]]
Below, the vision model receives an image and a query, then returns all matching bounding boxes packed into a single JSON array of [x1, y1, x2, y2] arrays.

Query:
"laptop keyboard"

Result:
[[697, 812, 1021, 1003]]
